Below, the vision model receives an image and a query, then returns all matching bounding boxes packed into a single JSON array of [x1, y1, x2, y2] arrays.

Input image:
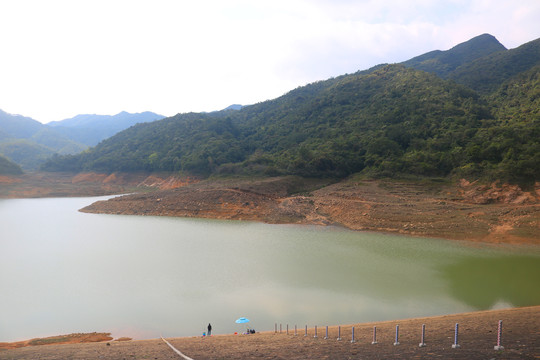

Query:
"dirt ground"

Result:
[[73, 174, 539, 245], [0, 172, 198, 198], [0, 333, 114, 350], [1, 172, 538, 244], [1, 306, 539, 360]]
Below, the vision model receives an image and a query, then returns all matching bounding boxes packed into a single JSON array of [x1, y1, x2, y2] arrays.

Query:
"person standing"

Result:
[[207, 323, 212, 336]]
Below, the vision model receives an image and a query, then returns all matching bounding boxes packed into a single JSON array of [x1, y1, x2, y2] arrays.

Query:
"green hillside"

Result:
[[0, 154, 23, 175], [467, 64, 540, 183], [0, 109, 88, 170], [402, 33, 507, 78], [31, 128, 87, 154], [403, 35, 540, 96], [0, 140, 56, 171], [42, 35, 540, 185], [47, 111, 165, 146], [0, 110, 43, 138], [448, 38, 540, 94]]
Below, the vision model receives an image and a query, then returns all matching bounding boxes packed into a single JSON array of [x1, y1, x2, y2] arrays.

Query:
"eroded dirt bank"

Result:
[[0, 172, 198, 198], [0, 333, 115, 350], [1, 172, 538, 244], [77, 174, 539, 245]]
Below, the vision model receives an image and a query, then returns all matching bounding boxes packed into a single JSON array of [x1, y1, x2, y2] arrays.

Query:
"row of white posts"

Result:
[[275, 320, 505, 350]]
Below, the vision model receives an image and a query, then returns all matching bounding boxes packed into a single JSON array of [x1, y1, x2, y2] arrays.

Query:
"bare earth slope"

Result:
[[78, 175, 540, 245], [1, 172, 538, 243]]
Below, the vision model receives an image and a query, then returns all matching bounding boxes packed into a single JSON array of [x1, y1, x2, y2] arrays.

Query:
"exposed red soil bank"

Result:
[[79, 175, 539, 245]]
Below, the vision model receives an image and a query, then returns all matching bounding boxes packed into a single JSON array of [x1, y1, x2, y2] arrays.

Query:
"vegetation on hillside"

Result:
[[402, 33, 506, 78], [0, 140, 59, 171], [0, 110, 87, 170], [467, 64, 540, 184], [0, 154, 23, 175], [42, 35, 540, 186], [0, 110, 165, 170], [448, 38, 540, 94], [48, 111, 165, 146]]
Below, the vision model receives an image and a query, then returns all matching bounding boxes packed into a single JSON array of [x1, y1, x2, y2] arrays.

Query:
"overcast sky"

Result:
[[1, 0, 539, 124]]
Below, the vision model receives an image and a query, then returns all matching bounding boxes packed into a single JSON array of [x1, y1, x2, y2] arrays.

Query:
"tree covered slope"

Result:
[[0, 110, 87, 171], [402, 33, 507, 78], [448, 37, 540, 94], [42, 34, 540, 185], [0, 154, 23, 175], [47, 111, 165, 146]]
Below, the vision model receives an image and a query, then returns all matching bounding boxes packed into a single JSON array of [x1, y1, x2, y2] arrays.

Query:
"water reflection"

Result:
[[440, 256, 540, 309]]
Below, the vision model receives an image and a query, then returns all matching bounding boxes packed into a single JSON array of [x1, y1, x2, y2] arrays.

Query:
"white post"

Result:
[[393, 325, 400, 346], [337, 326, 342, 341], [371, 326, 378, 344], [314, 325, 318, 338], [351, 326, 356, 343], [419, 324, 426, 347], [494, 320, 504, 351], [304, 325, 307, 337], [294, 324, 297, 336], [452, 323, 461, 349], [286, 324, 289, 335], [324, 326, 328, 339]]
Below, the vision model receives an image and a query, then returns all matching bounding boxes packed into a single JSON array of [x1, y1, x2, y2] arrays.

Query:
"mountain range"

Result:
[[47, 111, 166, 146], [401, 33, 507, 78], [0, 111, 164, 170], [4, 33, 539, 184]]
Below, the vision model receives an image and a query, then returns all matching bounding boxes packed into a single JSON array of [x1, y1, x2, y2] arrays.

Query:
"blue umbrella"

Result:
[[235, 317, 250, 324]]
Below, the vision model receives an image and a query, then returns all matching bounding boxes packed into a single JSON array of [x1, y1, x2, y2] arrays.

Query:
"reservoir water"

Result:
[[1, 196, 539, 342]]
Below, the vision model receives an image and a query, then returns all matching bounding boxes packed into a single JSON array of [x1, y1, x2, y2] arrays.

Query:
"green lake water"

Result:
[[0, 196, 539, 341]]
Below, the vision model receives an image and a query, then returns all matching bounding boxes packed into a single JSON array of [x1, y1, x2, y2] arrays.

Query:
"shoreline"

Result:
[[1, 173, 539, 245], [2, 306, 539, 359], [80, 177, 540, 246]]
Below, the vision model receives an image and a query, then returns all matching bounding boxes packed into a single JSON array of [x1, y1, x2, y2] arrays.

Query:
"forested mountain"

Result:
[[0, 110, 44, 138], [0, 140, 56, 171], [48, 111, 165, 146], [447, 38, 540, 94], [403, 34, 540, 95], [0, 110, 164, 171], [222, 104, 244, 111], [0, 110, 87, 170], [0, 154, 23, 175], [42, 34, 540, 185], [402, 33, 507, 78]]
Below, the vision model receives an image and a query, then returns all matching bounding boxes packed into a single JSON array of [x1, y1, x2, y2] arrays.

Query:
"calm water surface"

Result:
[[1, 196, 539, 341]]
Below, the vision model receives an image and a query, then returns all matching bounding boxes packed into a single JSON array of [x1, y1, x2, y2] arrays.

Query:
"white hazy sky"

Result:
[[1, 0, 539, 124]]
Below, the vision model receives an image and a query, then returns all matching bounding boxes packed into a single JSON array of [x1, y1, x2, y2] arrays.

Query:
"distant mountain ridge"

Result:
[[0, 153, 23, 175], [0, 110, 44, 138], [223, 104, 243, 111], [48, 111, 165, 146], [402, 33, 507, 77], [0, 110, 165, 170], [402, 34, 540, 95], [11, 33, 540, 183], [448, 37, 540, 94], [42, 32, 540, 184], [0, 109, 87, 170]]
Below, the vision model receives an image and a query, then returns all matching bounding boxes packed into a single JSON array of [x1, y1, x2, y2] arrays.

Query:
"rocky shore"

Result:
[[79, 175, 539, 245], [1, 172, 538, 245]]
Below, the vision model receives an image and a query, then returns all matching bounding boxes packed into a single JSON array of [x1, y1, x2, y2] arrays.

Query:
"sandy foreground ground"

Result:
[[1, 306, 539, 360]]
